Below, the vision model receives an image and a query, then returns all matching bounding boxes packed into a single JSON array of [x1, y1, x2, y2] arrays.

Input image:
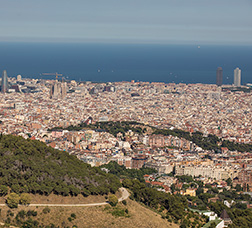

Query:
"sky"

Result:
[[0, 0, 252, 45]]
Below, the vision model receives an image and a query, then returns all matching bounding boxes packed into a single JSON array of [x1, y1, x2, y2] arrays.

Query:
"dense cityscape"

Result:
[[0, 68, 252, 227]]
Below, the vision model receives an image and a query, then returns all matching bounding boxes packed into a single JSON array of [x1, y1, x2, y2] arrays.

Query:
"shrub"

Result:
[[42, 207, 51, 214], [122, 200, 127, 205], [111, 209, 125, 217], [27, 210, 37, 217], [6, 193, 20, 208], [108, 194, 118, 207], [16, 210, 26, 219], [19, 193, 31, 205], [5, 217, 11, 224], [70, 213, 76, 219]]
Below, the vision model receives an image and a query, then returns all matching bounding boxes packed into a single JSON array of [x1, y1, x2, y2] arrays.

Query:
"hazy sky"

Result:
[[1, 0, 252, 44]]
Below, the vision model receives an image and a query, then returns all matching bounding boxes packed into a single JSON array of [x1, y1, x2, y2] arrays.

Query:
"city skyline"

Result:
[[0, 66, 246, 86]]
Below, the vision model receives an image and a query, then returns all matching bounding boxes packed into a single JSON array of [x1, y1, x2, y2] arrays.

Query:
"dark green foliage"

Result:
[[0, 185, 8, 196], [70, 213, 76, 219], [21, 218, 39, 228], [0, 135, 121, 196], [15, 210, 39, 227], [108, 194, 118, 207], [176, 175, 194, 183], [196, 188, 204, 196], [223, 208, 252, 228], [101, 161, 157, 182], [226, 178, 232, 186], [7, 210, 14, 217], [234, 202, 247, 210], [26, 210, 37, 217], [42, 207, 51, 214], [122, 200, 127, 205], [105, 206, 129, 218], [122, 179, 187, 220], [49, 121, 144, 137], [111, 208, 126, 217], [198, 193, 215, 204], [16, 210, 26, 219], [5, 217, 11, 225], [209, 201, 228, 217], [235, 184, 243, 192], [68, 217, 72, 222]]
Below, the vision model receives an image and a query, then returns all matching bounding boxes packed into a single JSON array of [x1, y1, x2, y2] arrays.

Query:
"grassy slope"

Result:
[[0, 199, 178, 228]]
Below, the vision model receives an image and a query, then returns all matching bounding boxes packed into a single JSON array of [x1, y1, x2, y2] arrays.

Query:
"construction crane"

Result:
[[42, 72, 63, 81]]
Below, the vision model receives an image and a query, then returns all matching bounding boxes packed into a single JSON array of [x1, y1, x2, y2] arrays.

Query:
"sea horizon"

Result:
[[1, 42, 252, 85]]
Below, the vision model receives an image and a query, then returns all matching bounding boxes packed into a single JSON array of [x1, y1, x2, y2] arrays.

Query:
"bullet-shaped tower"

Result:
[[1, 70, 8, 93]]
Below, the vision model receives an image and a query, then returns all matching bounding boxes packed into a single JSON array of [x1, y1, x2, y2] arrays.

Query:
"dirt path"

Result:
[[0, 187, 129, 207]]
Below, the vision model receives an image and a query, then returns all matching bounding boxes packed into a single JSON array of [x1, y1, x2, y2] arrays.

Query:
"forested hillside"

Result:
[[0, 134, 121, 196]]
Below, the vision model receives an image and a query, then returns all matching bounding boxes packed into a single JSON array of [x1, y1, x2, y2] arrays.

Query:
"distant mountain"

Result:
[[0, 134, 121, 196]]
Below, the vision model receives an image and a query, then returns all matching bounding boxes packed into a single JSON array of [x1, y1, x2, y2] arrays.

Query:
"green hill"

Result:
[[0, 134, 121, 196]]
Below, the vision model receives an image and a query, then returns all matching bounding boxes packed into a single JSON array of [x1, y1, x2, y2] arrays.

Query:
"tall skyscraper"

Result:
[[216, 67, 223, 86], [1, 70, 8, 93], [234, 67, 241, 87]]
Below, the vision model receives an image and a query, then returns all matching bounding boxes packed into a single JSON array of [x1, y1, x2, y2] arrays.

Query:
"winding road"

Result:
[[0, 187, 129, 207]]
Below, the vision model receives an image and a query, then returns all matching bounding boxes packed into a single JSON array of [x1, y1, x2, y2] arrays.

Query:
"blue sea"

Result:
[[0, 42, 252, 84]]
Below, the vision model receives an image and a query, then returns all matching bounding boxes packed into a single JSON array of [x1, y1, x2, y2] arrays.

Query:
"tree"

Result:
[[235, 184, 242, 192], [196, 187, 204, 196], [108, 194, 118, 207], [226, 178, 232, 186], [0, 185, 8, 196], [170, 184, 176, 193], [234, 202, 247, 210], [6, 193, 20, 208], [19, 193, 31, 205], [209, 221, 217, 228]]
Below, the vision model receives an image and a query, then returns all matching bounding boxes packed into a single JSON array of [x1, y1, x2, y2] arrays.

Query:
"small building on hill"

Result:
[[220, 209, 232, 227]]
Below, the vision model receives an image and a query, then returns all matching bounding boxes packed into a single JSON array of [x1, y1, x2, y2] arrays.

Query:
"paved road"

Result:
[[0, 187, 129, 207]]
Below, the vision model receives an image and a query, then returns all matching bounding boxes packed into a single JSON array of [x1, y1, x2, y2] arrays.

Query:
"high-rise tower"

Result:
[[234, 67, 241, 87], [216, 67, 223, 86], [1, 70, 8, 93]]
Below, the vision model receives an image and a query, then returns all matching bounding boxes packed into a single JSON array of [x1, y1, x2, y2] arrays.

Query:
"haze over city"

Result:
[[1, 0, 252, 45]]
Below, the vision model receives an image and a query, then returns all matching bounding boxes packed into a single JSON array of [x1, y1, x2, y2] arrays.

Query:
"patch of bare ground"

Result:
[[0, 191, 122, 205], [29, 193, 107, 204], [0, 198, 178, 228]]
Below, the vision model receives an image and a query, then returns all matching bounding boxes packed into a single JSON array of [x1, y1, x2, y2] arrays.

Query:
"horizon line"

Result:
[[1, 38, 252, 47]]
